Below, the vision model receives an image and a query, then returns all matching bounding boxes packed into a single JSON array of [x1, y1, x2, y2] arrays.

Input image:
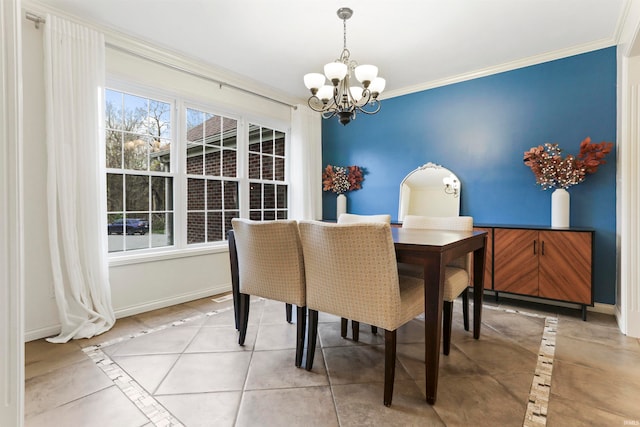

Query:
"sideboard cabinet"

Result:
[[475, 225, 593, 320], [473, 227, 493, 290]]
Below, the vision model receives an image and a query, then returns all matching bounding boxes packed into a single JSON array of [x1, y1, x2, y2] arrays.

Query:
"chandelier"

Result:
[[303, 7, 386, 126]]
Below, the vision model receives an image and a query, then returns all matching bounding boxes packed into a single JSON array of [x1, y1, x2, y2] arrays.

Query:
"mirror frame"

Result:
[[398, 162, 461, 222]]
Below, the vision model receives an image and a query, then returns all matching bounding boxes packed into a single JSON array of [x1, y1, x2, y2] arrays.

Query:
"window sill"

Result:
[[108, 242, 229, 267]]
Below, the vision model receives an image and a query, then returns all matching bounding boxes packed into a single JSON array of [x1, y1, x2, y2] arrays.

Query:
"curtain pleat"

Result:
[[290, 105, 323, 220], [44, 15, 115, 343]]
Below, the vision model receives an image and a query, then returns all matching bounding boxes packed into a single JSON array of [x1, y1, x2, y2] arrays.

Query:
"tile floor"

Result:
[[24, 293, 640, 427]]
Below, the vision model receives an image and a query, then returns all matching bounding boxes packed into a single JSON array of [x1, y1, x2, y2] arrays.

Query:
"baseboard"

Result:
[[592, 302, 616, 315], [25, 283, 232, 342], [114, 284, 231, 319], [25, 325, 62, 342]]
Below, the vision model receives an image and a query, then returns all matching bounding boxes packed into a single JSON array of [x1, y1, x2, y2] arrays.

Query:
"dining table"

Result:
[[227, 225, 488, 405], [391, 226, 487, 404]]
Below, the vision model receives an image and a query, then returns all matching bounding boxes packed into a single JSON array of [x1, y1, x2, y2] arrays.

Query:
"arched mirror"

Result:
[[398, 162, 461, 222]]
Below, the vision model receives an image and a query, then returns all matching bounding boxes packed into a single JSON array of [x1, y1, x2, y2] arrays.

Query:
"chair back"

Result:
[[402, 215, 473, 270], [231, 219, 305, 306], [337, 213, 391, 224], [298, 220, 402, 330]]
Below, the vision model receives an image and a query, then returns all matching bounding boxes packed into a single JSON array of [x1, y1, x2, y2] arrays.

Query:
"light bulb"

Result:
[[349, 86, 363, 101], [304, 73, 326, 92], [317, 85, 334, 103], [324, 62, 348, 85], [369, 77, 386, 96], [354, 64, 378, 87]]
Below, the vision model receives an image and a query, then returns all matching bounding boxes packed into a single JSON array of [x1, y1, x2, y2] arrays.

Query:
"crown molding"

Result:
[[382, 39, 617, 100], [22, 0, 300, 108]]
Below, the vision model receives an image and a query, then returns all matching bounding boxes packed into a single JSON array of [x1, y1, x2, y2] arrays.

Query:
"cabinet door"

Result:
[[538, 231, 592, 304], [474, 227, 493, 290], [494, 228, 539, 295]]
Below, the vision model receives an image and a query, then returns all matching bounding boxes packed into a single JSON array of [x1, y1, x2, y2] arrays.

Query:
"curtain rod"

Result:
[[106, 43, 297, 109], [23, 11, 297, 110], [25, 11, 45, 28]]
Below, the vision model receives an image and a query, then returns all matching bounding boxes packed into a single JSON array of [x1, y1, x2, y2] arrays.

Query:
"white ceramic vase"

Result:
[[336, 193, 347, 219], [551, 188, 570, 227]]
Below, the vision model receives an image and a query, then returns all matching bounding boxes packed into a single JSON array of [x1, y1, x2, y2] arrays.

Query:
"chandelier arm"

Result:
[[308, 96, 337, 113], [352, 88, 373, 108], [356, 100, 382, 115], [321, 110, 339, 120]]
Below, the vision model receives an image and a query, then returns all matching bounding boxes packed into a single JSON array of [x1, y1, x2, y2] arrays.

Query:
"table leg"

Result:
[[472, 237, 487, 339], [423, 255, 445, 405]]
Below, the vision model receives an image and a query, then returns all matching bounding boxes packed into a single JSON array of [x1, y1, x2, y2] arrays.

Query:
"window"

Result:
[[185, 108, 239, 244], [105, 87, 288, 254], [248, 124, 288, 220], [105, 89, 174, 253]]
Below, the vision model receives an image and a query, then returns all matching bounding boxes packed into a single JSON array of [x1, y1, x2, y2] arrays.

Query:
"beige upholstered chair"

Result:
[[400, 215, 473, 355], [299, 220, 424, 406], [337, 213, 391, 340], [337, 213, 392, 224], [231, 218, 307, 367]]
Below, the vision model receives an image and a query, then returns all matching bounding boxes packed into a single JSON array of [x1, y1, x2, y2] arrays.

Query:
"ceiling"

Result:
[[29, 0, 629, 104]]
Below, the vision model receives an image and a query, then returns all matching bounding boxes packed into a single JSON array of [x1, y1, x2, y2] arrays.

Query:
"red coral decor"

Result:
[[523, 137, 613, 190], [322, 165, 364, 194]]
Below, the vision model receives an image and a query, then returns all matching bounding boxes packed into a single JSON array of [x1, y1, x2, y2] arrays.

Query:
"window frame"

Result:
[[105, 85, 177, 256], [105, 80, 290, 264], [181, 101, 243, 247]]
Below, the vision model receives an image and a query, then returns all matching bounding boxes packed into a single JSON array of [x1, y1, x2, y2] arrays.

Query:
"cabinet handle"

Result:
[[533, 240, 537, 255], [541, 241, 545, 255]]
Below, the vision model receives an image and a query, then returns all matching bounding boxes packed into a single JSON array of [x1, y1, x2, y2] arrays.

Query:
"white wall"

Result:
[[615, 0, 640, 338], [22, 14, 294, 341], [1, 0, 25, 424], [22, 15, 59, 341]]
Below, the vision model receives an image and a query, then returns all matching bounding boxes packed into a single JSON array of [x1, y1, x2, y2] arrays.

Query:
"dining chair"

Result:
[[337, 213, 392, 224], [231, 218, 307, 367], [400, 214, 473, 355], [337, 213, 391, 341], [299, 220, 424, 406], [230, 230, 297, 331]]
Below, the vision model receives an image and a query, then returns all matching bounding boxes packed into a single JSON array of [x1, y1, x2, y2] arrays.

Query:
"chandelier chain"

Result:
[[343, 16, 347, 51]]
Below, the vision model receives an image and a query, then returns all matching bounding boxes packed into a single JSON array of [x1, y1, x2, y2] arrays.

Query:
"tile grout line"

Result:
[[235, 298, 267, 427], [523, 315, 558, 427], [81, 300, 557, 426], [82, 304, 235, 427], [84, 346, 183, 427], [480, 303, 558, 427]]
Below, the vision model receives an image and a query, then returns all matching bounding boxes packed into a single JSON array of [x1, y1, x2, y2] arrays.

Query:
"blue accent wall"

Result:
[[322, 47, 617, 305]]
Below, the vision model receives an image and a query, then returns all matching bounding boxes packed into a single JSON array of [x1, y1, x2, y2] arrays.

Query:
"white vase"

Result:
[[336, 193, 347, 219], [551, 188, 570, 227]]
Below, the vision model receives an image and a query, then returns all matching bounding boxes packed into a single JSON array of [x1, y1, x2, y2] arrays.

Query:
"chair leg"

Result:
[[286, 303, 292, 323], [341, 318, 348, 338], [443, 300, 453, 356], [305, 309, 319, 371], [227, 231, 240, 330], [232, 287, 240, 331], [352, 320, 360, 342], [238, 293, 250, 346], [371, 325, 378, 335], [384, 329, 397, 407], [462, 289, 469, 331], [295, 305, 306, 368]]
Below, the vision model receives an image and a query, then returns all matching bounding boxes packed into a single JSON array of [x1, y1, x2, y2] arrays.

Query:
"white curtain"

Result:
[[289, 105, 323, 220], [43, 15, 115, 343]]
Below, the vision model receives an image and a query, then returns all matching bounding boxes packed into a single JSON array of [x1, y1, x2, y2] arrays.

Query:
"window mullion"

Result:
[[174, 100, 187, 249], [237, 120, 250, 218]]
